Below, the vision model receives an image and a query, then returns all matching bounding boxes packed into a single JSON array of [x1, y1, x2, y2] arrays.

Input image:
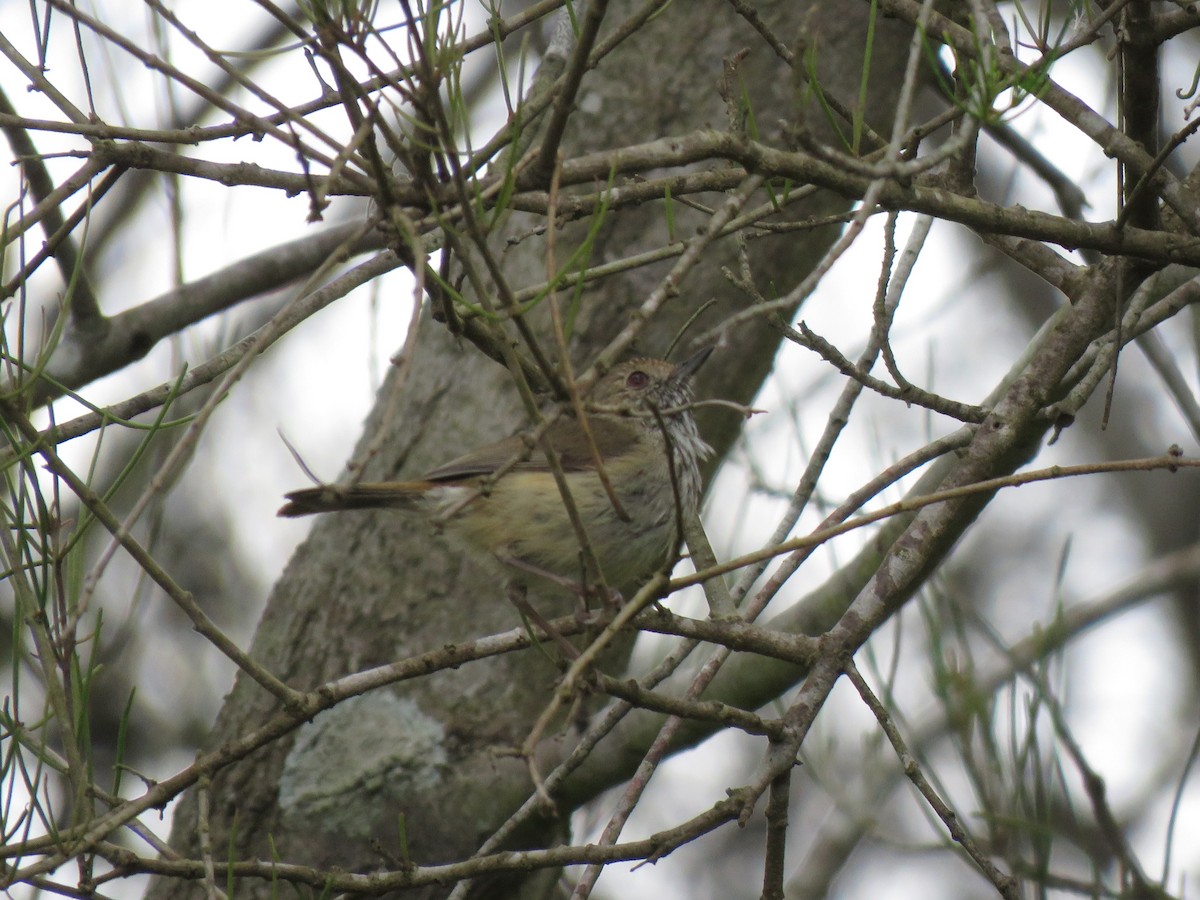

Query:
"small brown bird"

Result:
[[278, 348, 713, 589]]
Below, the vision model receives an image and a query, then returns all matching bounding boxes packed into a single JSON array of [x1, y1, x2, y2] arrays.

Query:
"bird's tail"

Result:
[[277, 482, 434, 517]]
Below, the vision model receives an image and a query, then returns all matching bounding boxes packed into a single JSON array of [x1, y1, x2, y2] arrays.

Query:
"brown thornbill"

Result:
[[278, 347, 713, 589]]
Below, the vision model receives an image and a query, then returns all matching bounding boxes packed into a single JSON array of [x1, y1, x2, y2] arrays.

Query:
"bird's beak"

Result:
[[673, 345, 714, 380]]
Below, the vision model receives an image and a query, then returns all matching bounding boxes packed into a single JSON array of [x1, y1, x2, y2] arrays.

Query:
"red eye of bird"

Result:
[[626, 370, 650, 389]]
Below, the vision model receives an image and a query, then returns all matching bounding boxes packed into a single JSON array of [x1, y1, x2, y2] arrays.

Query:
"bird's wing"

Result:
[[423, 416, 640, 482]]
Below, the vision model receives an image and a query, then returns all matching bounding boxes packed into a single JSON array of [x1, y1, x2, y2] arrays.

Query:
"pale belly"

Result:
[[427, 469, 684, 588]]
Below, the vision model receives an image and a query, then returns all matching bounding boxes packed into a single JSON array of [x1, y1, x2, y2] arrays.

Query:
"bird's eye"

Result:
[[626, 370, 650, 390]]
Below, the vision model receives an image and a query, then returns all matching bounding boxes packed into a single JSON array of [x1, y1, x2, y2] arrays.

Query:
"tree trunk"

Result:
[[151, 3, 916, 897]]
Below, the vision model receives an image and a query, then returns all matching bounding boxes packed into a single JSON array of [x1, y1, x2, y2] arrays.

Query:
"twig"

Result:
[[0, 250, 404, 464], [196, 777, 218, 900], [784, 320, 988, 423], [2, 403, 302, 709], [843, 659, 1021, 899], [683, 512, 737, 619], [592, 673, 785, 739], [672, 450, 1200, 592], [531, 1, 610, 181], [761, 761, 791, 900]]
